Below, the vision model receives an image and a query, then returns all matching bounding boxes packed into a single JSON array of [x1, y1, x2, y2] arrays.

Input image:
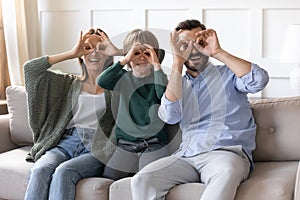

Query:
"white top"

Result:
[[66, 92, 106, 130]]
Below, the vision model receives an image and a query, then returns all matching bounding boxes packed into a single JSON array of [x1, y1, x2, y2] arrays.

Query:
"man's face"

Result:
[[179, 27, 209, 73]]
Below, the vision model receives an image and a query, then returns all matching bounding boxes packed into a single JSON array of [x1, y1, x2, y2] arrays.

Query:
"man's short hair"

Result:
[[175, 19, 206, 31]]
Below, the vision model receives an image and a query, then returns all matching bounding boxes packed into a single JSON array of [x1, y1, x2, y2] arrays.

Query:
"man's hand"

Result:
[[194, 29, 251, 77], [170, 29, 193, 66], [193, 29, 222, 57]]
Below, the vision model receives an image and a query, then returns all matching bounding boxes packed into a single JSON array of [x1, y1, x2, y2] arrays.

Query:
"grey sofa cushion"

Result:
[[76, 178, 113, 200], [6, 86, 33, 145]]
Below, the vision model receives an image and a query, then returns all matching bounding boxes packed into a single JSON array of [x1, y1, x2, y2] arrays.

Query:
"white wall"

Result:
[[37, 0, 300, 98]]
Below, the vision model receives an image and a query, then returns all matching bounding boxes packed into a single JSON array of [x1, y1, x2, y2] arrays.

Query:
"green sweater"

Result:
[[24, 56, 116, 162], [97, 61, 168, 143]]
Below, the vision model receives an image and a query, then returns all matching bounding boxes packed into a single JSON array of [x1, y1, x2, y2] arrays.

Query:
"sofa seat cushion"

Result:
[[109, 177, 133, 200], [0, 145, 114, 200], [166, 183, 205, 200], [235, 161, 298, 200], [0, 146, 33, 200], [76, 178, 114, 200]]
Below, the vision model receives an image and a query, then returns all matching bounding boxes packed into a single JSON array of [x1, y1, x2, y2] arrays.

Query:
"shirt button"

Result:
[[268, 127, 276, 134]]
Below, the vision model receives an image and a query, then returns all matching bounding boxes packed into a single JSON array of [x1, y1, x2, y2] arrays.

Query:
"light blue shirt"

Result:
[[158, 63, 269, 162]]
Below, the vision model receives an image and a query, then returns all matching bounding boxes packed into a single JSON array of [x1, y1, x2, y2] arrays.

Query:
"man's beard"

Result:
[[185, 63, 199, 72], [184, 52, 209, 72]]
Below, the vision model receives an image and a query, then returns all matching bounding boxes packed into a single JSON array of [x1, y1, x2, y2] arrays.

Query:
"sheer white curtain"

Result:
[[1, 0, 41, 86]]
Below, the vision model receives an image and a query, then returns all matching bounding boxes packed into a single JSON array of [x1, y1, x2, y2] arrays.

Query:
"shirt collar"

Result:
[[185, 62, 214, 81]]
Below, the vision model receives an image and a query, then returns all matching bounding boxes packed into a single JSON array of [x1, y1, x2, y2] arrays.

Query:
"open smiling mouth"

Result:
[[136, 61, 148, 66], [89, 58, 100, 63], [189, 53, 202, 61]]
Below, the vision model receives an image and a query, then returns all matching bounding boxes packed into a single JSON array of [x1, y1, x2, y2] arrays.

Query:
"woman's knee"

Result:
[[30, 164, 55, 177], [52, 164, 81, 185]]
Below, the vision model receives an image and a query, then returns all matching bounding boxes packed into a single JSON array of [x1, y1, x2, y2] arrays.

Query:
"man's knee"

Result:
[[215, 152, 250, 181], [131, 171, 153, 189]]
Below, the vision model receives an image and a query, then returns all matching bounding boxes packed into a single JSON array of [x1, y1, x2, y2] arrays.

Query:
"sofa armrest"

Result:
[[295, 162, 300, 200], [0, 114, 17, 153]]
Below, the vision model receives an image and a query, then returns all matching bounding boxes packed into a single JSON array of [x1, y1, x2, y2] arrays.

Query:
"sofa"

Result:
[[0, 85, 300, 200]]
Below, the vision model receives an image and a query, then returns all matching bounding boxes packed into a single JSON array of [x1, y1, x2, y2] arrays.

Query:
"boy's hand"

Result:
[[120, 43, 144, 66], [143, 44, 161, 71], [143, 44, 160, 65]]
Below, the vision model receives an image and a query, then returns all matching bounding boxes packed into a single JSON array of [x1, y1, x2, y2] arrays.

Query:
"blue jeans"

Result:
[[24, 128, 105, 200]]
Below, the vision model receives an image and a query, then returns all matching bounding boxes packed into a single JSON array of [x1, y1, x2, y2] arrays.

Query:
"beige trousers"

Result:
[[131, 146, 250, 200]]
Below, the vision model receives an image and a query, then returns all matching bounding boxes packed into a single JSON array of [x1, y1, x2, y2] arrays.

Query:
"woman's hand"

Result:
[[95, 30, 123, 56], [69, 31, 95, 59], [48, 31, 93, 65]]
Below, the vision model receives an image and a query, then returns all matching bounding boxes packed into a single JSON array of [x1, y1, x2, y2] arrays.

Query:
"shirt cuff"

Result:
[[239, 63, 258, 84], [161, 93, 180, 105]]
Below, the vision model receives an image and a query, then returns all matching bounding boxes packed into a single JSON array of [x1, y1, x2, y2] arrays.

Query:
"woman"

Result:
[[24, 28, 121, 200], [97, 29, 169, 180]]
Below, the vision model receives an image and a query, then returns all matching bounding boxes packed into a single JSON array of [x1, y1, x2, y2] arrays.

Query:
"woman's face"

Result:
[[83, 35, 108, 71]]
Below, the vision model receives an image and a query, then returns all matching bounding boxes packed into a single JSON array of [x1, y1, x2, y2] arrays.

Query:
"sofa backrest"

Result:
[[6, 86, 33, 145], [251, 96, 300, 162], [5, 86, 300, 162]]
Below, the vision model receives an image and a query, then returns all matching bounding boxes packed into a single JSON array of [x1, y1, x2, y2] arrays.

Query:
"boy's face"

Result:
[[129, 44, 154, 76]]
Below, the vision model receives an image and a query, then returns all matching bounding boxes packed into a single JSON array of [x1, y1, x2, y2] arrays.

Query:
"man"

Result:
[[131, 19, 269, 200]]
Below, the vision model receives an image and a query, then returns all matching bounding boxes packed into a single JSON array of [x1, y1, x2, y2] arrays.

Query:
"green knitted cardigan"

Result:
[[24, 56, 116, 163]]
